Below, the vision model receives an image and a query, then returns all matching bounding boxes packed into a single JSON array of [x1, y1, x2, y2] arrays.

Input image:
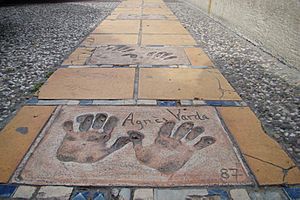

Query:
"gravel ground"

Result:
[[0, 1, 119, 129], [166, 1, 300, 164]]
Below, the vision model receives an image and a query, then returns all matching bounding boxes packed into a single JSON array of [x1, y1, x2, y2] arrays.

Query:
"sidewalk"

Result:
[[0, 0, 299, 199]]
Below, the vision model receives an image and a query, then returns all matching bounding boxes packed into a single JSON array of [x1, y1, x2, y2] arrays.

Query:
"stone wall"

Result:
[[183, 0, 300, 70]]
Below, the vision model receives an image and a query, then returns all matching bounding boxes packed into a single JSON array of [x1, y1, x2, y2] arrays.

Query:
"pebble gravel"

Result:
[[167, 1, 300, 164], [0, 1, 119, 129]]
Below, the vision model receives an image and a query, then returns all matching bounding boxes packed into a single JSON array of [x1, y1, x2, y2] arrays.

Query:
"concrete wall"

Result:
[[184, 0, 300, 70]]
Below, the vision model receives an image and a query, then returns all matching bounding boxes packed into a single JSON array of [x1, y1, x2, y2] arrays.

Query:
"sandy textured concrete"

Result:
[[183, 0, 300, 70], [14, 106, 251, 186]]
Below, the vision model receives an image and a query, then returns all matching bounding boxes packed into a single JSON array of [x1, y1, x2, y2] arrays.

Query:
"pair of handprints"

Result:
[[56, 113, 216, 174]]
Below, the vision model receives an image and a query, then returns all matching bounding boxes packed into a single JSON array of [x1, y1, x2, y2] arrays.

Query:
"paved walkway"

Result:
[[0, 0, 299, 199]]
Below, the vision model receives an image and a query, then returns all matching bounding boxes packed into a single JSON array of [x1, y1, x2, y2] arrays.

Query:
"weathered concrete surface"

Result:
[[183, 0, 300, 70], [89, 45, 190, 65], [14, 106, 251, 186]]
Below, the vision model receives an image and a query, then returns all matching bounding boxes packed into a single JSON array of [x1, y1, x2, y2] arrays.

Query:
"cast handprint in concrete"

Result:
[[128, 121, 216, 174], [56, 113, 130, 163]]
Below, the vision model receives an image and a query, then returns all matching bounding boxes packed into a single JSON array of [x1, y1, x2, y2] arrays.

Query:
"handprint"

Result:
[[128, 121, 216, 174], [56, 113, 130, 163]]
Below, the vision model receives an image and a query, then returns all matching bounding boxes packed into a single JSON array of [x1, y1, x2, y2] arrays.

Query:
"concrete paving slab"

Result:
[[142, 34, 196, 46], [13, 186, 36, 199], [142, 20, 189, 34], [111, 9, 142, 15], [118, 2, 142, 8], [114, 8, 142, 13], [14, 106, 251, 186], [138, 68, 241, 100], [218, 107, 300, 185], [88, 45, 190, 65], [93, 20, 140, 34], [36, 186, 73, 199], [62, 47, 95, 65], [106, 14, 119, 20], [134, 189, 154, 200], [143, 8, 173, 15], [82, 34, 138, 46], [38, 68, 135, 100], [154, 188, 208, 200], [0, 106, 55, 183], [184, 48, 214, 67], [143, 2, 165, 7], [117, 14, 174, 20]]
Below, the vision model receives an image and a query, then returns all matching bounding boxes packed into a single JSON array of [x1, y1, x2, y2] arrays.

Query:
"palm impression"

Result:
[[56, 113, 130, 163], [128, 121, 216, 174]]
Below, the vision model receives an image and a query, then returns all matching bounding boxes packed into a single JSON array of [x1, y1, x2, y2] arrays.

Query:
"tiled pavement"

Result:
[[0, 0, 299, 199]]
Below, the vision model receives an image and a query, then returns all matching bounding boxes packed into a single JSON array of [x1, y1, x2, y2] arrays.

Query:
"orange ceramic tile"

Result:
[[142, 34, 196, 46], [82, 34, 138, 46], [184, 48, 214, 67], [142, 20, 189, 34], [0, 106, 56, 183], [218, 107, 300, 185], [93, 20, 140, 34], [38, 68, 135, 100], [138, 68, 241, 100], [62, 47, 95, 65]]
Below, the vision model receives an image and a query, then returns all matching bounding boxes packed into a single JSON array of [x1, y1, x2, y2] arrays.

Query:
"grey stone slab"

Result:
[[180, 100, 193, 105], [134, 189, 153, 200], [88, 45, 190, 65], [92, 100, 136, 105], [119, 188, 132, 200], [230, 189, 251, 200], [13, 186, 36, 199], [154, 189, 208, 200], [36, 100, 69, 105], [248, 188, 288, 200], [137, 100, 157, 105], [36, 186, 73, 199]]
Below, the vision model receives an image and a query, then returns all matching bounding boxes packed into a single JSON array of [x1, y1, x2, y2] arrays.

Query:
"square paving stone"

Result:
[[117, 14, 173, 20], [38, 68, 135, 100], [36, 186, 73, 199], [143, 8, 173, 15], [88, 45, 190, 65], [134, 189, 154, 200], [114, 7, 142, 12], [142, 34, 196, 46], [138, 68, 241, 100], [143, 2, 166, 8], [142, 20, 189, 34], [0, 106, 56, 183], [93, 20, 140, 34], [184, 48, 214, 67], [218, 107, 300, 185], [111, 8, 142, 15], [13, 186, 36, 199], [118, 2, 142, 8], [13, 106, 252, 186], [62, 47, 95, 65], [82, 34, 138, 46], [154, 189, 208, 200]]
